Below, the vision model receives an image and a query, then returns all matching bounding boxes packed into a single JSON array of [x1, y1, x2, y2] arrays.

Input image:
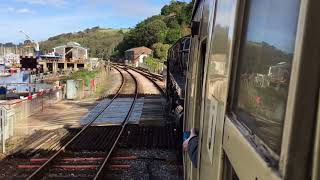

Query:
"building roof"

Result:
[[67, 42, 81, 47], [54, 42, 88, 50], [125, 46, 152, 53]]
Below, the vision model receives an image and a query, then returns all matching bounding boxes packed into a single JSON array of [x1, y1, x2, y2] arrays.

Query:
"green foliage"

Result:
[[151, 43, 170, 61], [139, 18, 168, 46], [116, 0, 194, 57], [161, 1, 193, 24], [40, 27, 127, 59], [166, 28, 181, 44], [116, 16, 168, 54], [144, 56, 162, 73], [164, 17, 180, 29], [161, 1, 185, 16], [68, 70, 98, 87]]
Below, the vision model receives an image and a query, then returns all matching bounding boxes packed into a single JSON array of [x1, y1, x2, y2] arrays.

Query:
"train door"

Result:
[[196, 0, 237, 179], [184, 36, 198, 180], [189, 39, 206, 179], [224, 0, 320, 179]]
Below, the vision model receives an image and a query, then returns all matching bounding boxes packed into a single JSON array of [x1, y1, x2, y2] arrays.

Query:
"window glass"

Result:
[[234, 0, 300, 155]]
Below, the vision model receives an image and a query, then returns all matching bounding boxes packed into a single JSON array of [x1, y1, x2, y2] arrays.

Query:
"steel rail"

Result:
[[26, 66, 125, 180], [93, 66, 139, 180], [125, 65, 165, 95]]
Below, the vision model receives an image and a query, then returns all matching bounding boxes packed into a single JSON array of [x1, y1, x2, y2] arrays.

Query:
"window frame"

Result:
[[227, 0, 295, 160], [228, 0, 301, 159], [223, 0, 320, 179]]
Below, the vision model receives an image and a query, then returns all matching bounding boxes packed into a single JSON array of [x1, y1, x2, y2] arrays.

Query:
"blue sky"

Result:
[[0, 0, 190, 44], [245, 0, 300, 53]]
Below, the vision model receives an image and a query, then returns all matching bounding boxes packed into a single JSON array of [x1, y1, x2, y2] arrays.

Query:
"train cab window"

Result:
[[232, 0, 301, 155]]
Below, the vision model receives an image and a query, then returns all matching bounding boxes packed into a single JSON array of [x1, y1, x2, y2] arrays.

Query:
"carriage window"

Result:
[[233, 0, 300, 155]]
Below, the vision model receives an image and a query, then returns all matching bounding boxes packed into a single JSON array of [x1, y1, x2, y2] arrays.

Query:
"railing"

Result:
[[0, 87, 64, 153]]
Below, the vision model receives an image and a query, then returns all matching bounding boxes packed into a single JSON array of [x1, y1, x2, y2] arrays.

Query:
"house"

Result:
[[125, 46, 152, 67]]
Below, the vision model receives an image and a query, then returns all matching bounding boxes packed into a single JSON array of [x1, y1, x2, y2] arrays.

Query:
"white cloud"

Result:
[[0, 7, 35, 14], [16, 8, 34, 14], [7, 7, 15, 12]]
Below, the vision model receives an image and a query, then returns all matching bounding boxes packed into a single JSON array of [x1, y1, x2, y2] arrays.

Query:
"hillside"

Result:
[[39, 1, 195, 61], [115, 0, 194, 60], [40, 27, 127, 58]]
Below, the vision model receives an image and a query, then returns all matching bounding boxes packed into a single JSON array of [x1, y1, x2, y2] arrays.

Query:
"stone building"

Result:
[[53, 42, 88, 61], [39, 42, 89, 73], [125, 46, 152, 67]]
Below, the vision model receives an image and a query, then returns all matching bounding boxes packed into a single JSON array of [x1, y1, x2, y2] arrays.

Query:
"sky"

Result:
[[245, 0, 300, 53], [213, 0, 299, 53], [0, 0, 190, 44]]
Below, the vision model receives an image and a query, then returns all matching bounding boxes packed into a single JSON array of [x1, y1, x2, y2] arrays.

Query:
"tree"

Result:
[[143, 19, 168, 46], [115, 0, 195, 57], [161, 1, 186, 17], [166, 28, 181, 44], [164, 17, 180, 29], [116, 17, 168, 53], [151, 43, 170, 61]]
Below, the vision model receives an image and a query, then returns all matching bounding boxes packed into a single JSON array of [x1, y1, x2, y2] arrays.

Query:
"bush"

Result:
[[151, 43, 170, 61], [144, 56, 164, 74], [69, 70, 98, 87]]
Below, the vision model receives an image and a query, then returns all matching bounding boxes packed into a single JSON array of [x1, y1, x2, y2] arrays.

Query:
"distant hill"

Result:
[[40, 27, 128, 58]]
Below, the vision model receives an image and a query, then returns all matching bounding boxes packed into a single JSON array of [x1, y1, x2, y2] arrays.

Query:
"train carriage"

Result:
[[166, 35, 191, 113], [167, 0, 320, 179]]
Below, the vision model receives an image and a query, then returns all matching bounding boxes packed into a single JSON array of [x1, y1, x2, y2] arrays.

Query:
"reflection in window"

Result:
[[234, 0, 300, 155]]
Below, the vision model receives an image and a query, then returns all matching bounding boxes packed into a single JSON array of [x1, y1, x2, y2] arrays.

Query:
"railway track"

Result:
[[121, 65, 164, 94], [96, 66, 181, 179], [7, 65, 183, 180], [16, 66, 138, 180]]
